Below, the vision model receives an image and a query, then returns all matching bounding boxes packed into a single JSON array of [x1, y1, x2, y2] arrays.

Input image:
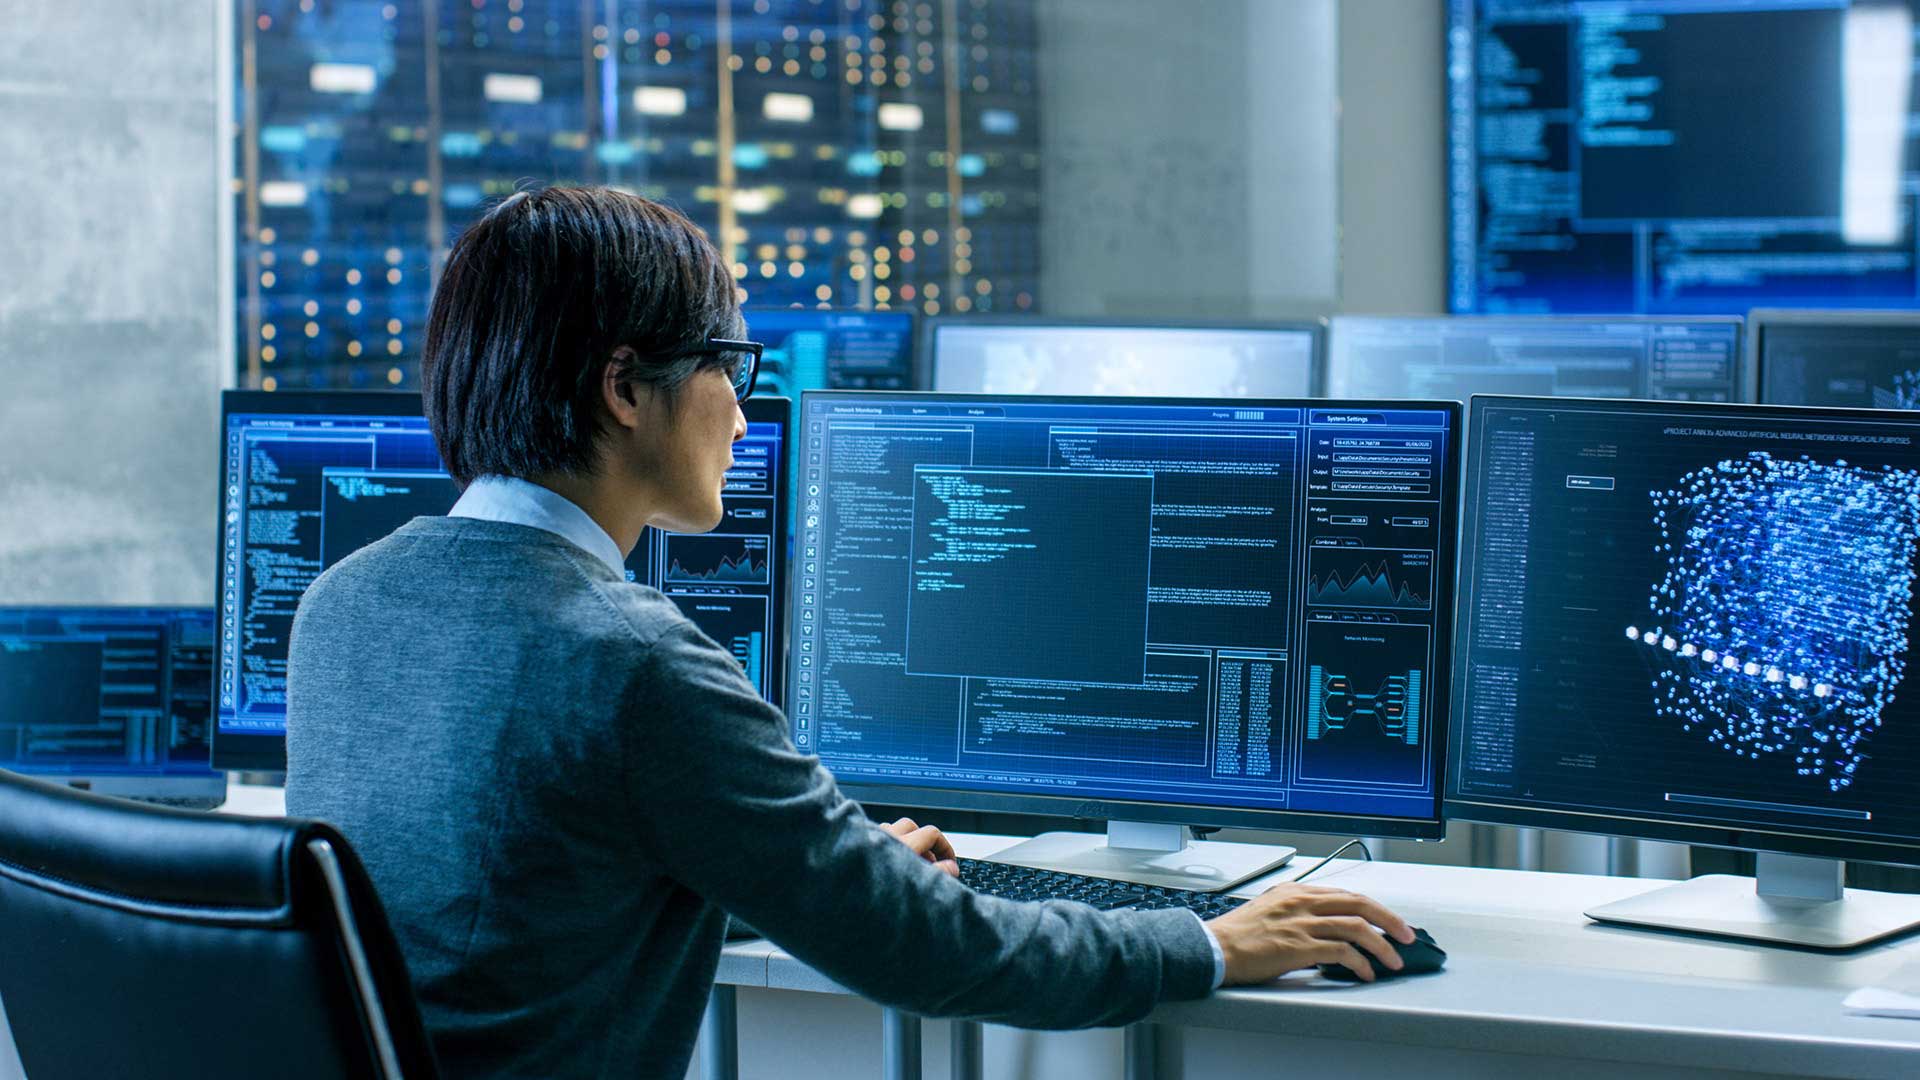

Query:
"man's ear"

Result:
[[602, 347, 645, 431]]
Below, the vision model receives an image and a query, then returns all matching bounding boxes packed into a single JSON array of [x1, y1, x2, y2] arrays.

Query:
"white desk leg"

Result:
[[701, 985, 739, 1080], [950, 1019, 982, 1080], [882, 1007, 922, 1080], [1124, 1022, 1157, 1080]]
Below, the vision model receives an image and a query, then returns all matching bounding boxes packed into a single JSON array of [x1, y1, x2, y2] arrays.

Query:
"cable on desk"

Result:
[[1288, 839, 1372, 884]]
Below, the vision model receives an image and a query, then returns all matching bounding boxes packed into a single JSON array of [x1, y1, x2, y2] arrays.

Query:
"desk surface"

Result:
[[726, 833, 1920, 1079], [221, 787, 1920, 1077]]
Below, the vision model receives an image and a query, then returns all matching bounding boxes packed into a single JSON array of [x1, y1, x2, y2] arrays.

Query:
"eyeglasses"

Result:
[[685, 337, 764, 402]]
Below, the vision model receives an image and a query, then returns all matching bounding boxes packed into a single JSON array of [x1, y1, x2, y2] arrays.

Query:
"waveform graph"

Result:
[[662, 534, 772, 587], [1307, 547, 1433, 611], [1629, 452, 1920, 791], [1296, 621, 1430, 788]]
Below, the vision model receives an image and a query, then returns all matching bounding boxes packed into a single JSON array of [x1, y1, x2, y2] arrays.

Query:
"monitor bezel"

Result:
[[1749, 308, 1920, 407], [742, 304, 921, 389], [213, 390, 429, 773], [741, 394, 791, 709], [921, 315, 1330, 398], [1325, 314, 1752, 401], [794, 389, 1461, 841], [1447, 393, 1920, 868], [0, 604, 229, 797]]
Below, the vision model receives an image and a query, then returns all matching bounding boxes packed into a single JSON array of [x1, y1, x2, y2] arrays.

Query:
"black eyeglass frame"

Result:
[[679, 337, 764, 401]]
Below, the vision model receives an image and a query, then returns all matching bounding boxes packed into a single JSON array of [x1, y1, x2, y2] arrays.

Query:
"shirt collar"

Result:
[[448, 475, 628, 578]]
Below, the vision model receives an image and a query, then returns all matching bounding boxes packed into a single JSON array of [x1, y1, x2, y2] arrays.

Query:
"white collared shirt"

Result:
[[449, 475, 628, 578]]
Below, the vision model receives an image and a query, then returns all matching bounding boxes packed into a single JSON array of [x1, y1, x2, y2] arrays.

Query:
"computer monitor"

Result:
[[0, 606, 226, 808], [1752, 310, 1920, 409], [746, 307, 918, 393], [927, 318, 1323, 398], [1448, 0, 1920, 314], [1326, 316, 1747, 402], [214, 390, 790, 772], [792, 391, 1461, 890], [744, 307, 913, 524], [1450, 395, 1920, 948], [630, 396, 790, 706]]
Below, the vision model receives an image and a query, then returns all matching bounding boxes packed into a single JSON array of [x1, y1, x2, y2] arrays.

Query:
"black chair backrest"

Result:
[[0, 769, 439, 1079]]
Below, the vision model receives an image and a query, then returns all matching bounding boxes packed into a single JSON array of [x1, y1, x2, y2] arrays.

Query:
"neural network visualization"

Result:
[[1305, 666, 1422, 746], [1627, 452, 1920, 790]]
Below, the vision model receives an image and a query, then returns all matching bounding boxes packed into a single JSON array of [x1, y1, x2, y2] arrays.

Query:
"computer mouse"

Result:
[[1317, 926, 1446, 982]]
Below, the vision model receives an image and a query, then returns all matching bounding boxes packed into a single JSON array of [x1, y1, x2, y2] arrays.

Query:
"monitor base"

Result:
[[1586, 855, 1920, 950], [981, 822, 1295, 893]]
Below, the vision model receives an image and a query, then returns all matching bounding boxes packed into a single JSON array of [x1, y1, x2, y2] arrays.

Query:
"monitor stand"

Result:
[[1585, 852, 1920, 950], [980, 821, 1296, 893]]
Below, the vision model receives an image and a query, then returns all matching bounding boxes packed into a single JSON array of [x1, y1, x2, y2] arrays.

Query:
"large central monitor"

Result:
[[793, 391, 1461, 889], [214, 390, 789, 772], [1752, 309, 1920, 409], [1451, 395, 1920, 948], [927, 318, 1323, 398], [0, 606, 226, 808], [1326, 316, 1747, 402]]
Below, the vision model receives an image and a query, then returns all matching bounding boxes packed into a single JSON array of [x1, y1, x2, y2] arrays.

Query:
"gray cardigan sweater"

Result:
[[284, 516, 1214, 1079]]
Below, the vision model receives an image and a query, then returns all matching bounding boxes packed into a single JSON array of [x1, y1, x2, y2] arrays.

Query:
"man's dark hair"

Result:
[[421, 185, 740, 486]]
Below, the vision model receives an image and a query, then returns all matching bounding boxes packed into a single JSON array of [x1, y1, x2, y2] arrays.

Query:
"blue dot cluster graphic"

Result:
[[1895, 372, 1920, 411], [1626, 452, 1920, 790]]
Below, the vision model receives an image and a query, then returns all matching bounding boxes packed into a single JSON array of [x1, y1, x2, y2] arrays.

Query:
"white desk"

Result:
[[709, 833, 1920, 1080], [218, 788, 1920, 1078]]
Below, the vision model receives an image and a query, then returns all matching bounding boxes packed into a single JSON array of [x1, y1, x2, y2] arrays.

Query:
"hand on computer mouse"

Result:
[[1205, 883, 1416, 985], [1318, 926, 1447, 982]]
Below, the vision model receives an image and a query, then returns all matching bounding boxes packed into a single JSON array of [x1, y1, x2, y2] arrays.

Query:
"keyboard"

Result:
[[958, 858, 1250, 920]]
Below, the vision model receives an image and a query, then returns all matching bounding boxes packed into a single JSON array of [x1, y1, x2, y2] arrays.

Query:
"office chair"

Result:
[[0, 769, 439, 1079]]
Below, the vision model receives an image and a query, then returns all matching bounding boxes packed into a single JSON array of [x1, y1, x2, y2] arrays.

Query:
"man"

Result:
[[286, 185, 1414, 1079]]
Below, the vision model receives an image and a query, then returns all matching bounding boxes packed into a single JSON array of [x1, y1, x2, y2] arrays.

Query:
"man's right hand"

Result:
[[880, 816, 960, 878], [1204, 883, 1415, 984]]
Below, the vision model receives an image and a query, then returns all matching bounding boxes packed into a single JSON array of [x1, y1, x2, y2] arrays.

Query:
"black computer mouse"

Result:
[[1317, 926, 1446, 982]]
